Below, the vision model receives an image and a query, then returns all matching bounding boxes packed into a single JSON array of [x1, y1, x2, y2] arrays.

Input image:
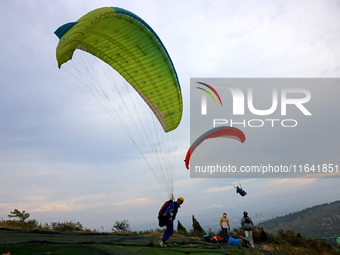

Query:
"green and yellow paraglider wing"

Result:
[[55, 7, 182, 132]]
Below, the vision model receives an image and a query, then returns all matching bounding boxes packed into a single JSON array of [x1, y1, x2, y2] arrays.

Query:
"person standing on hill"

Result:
[[159, 197, 184, 247], [219, 212, 230, 242], [261, 227, 267, 244], [240, 211, 255, 247]]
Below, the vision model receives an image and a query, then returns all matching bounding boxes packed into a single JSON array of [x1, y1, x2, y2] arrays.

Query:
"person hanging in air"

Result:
[[159, 197, 184, 247], [236, 186, 247, 196]]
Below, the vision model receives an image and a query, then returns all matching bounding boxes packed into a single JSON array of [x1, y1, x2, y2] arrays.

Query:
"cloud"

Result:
[[204, 186, 233, 193], [208, 203, 224, 210], [203, 203, 224, 211], [269, 178, 317, 187], [112, 198, 153, 207]]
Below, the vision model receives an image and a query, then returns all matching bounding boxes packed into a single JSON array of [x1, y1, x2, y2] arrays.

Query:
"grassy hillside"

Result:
[[0, 229, 338, 255], [0, 201, 339, 254], [259, 200, 340, 238]]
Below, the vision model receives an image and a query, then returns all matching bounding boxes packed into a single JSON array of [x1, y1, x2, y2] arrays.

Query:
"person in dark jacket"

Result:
[[240, 211, 254, 247], [261, 227, 267, 244], [159, 197, 184, 247]]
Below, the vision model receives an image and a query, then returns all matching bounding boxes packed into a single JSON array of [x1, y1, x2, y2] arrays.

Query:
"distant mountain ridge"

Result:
[[258, 200, 340, 238]]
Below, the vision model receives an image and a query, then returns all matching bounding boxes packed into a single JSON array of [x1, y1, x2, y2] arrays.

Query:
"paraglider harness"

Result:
[[202, 235, 250, 247], [202, 234, 224, 243], [158, 200, 178, 227], [235, 185, 247, 197]]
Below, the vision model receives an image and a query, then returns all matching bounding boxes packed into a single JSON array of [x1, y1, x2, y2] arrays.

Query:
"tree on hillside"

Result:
[[177, 220, 187, 234], [112, 219, 130, 232], [8, 209, 30, 222], [191, 215, 205, 236]]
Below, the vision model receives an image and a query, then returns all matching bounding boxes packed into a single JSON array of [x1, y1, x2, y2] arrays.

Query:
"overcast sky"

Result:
[[0, 0, 339, 232]]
